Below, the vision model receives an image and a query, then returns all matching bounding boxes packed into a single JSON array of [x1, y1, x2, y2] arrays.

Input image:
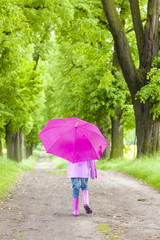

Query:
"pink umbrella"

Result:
[[38, 117, 109, 163]]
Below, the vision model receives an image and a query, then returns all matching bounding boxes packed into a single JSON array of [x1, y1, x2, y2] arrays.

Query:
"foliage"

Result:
[[0, 0, 68, 146], [124, 129, 136, 145], [0, 53, 42, 132], [1, 0, 156, 155], [0, 1, 42, 135], [43, 0, 133, 134], [101, 0, 160, 155], [23, 89, 46, 147], [136, 56, 160, 119]]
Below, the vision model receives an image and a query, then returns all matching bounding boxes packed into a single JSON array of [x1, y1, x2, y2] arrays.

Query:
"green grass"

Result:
[[19, 149, 40, 171], [49, 155, 68, 169], [97, 154, 160, 190], [96, 222, 121, 239], [0, 148, 40, 199]]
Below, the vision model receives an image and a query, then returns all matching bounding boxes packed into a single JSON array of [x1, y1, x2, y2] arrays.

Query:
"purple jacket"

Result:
[[67, 160, 97, 179]]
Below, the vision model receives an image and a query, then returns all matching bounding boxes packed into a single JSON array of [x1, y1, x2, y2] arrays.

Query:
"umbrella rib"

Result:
[[79, 125, 108, 144], [40, 125, 72, 135], [40, 120, 108, 161], [47, 127, 75, 155], [77, 128, 99, 160]]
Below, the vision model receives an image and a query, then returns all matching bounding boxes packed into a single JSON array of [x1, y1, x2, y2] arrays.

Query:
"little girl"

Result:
[[67, 160, 97, 216]]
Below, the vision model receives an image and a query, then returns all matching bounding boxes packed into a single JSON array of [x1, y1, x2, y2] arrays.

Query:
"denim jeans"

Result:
[[71, 178, 88, 198]]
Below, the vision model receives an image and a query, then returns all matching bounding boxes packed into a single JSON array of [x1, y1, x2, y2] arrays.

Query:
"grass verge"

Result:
[[49, 155, 68, 169], [48, 152, 160, 191], [96, 154, 160, 190], [0, 148, 40, 200]]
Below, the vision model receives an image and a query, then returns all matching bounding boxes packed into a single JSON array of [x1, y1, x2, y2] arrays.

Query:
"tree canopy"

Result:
[[0, 0, 159, 159]]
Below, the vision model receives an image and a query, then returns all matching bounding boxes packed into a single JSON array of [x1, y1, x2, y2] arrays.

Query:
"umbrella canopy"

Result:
[[38, 117, 109, 163]]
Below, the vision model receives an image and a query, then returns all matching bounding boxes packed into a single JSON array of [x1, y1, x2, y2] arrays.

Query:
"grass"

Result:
[[96, 222, 121, 239], [97, 153, 160, 190], [0, 148, 40, 200], [19, 148, 40, 171], [49, 155, 68, 169]]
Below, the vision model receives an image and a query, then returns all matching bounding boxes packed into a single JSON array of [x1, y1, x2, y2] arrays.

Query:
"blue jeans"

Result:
[[71, 178, 88, 198]]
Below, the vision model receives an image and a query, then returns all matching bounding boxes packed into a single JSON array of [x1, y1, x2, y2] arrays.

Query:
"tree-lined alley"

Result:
[[0, 0, 160, 161]]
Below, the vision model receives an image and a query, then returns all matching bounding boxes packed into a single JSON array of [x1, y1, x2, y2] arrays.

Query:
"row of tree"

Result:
[[102, 0, 160, 156], [43, 1, 134, 158], [0, 0, 160, 161], [0, 0, 73, 160], [43, 0, 160, 157]]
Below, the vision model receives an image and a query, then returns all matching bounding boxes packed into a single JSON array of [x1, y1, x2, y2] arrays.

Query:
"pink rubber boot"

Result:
[[82, 190, 92, 214], [72, 198, 79, 216]]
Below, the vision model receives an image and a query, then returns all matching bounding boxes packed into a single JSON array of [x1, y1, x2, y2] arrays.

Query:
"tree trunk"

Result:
[[101, 0, 159, 156], [110, 108, 123, 158], [103, 136, 110, 158], [158, 136, 160, 152], [6, 129, 23, 161], [111, 44, 124, 159], [12, 132, 20, 162], [6, 129, 13, 159], [0, 129, 3, 156], [134, 99, 159, 156], [19, 128, 25, 160], [98, 117, 111, 158], [25, 144, 33, 158]]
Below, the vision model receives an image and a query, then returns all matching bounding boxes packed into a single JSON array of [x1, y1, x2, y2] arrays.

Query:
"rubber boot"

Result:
[[82, 190, 92, 214], [72, 198, 79, 216]]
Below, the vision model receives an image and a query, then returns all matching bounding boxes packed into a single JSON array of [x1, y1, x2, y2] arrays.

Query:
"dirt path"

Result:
[[0, 150, 160, 240]]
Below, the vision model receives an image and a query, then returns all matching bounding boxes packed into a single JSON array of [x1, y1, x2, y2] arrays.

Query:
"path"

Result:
[[0, 149, 160, 240]]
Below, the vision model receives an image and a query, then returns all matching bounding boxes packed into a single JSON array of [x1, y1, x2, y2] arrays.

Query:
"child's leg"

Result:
[[71, 178, 80, 216], [71, 178, 80, 198], [81, 178, 88, 191], [81, 178, 92, 214]]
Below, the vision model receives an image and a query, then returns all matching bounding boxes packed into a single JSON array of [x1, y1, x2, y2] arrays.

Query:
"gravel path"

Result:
[[0, 150, 160, 240]]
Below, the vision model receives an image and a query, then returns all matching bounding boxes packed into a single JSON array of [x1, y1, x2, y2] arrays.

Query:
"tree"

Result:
[[0, 0, 31, 160], [0, 0, 78, 160], [43, 1, 134, 159], [102, 0, 160, 156], [0, 0, 51, 160]]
